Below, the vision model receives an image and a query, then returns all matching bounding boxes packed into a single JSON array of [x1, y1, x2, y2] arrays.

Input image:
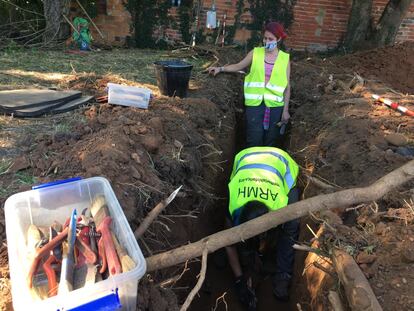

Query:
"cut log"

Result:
[[332, 249, 382, 311], [146, 160, 414, 272], [328, 290, 345, 311]]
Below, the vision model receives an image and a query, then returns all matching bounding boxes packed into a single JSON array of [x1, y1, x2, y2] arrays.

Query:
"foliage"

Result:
[[0, 0, 45, 48], [77, 0, 99, 19], [3, 40, 23, 53], [226, 0, 244, 43], [126, 0, 172, 48], [178, 0, 193, 44], [0, 0, 43, 24]]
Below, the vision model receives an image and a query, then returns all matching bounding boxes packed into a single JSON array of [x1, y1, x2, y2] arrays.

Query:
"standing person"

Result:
[[224, 146, 300, 309], [208, 22, 291, 148]]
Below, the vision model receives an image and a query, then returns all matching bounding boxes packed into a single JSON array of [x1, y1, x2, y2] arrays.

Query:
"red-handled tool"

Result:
[[97, 216, 121, 275], [42, 227, 62, 297], [75, 227, 97, 265], [90, 195, 121, 276], [372, 94, 414, 117], [98, 236, 107, 274], [27, 226, 69, 288], [73, 223, 98, 289]]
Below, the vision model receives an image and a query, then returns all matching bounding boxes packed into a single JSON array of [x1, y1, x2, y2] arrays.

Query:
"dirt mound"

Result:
[[290, 43, 414, 310], [291, 45, 413, 189], [333, 42, 414, 94], [0, 245, 12, 311], [18, 96, 232, 233], [0, 46, 242, 310]]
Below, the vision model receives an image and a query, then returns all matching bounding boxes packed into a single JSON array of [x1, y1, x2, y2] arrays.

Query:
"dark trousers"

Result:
[[245, 103, 284, 148], [238, 187, 300, 280], [275, 189, 300, 280]]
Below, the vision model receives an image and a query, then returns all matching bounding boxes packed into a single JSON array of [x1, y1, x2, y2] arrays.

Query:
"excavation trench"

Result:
[[1, 45, 413, 311], [141, 45, 414, 310], [177, 89, 313, 311]]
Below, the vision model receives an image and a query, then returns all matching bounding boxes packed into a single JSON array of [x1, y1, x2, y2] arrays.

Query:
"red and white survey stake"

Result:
[[372, 94, 414, 117]]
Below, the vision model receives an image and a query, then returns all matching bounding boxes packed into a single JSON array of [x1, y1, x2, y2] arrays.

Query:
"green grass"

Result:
[[0, 186, 9, 198], [0, 159, 12, 175], [362, 245, 376, 254], [54, 123, 71, 134], [0, 166, 36, 199], [15, 171, 36, 185], [0, 48, 212, 88]]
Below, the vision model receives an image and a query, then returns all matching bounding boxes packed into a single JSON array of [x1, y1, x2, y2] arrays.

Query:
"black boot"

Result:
[[272, 277, 290, 301]]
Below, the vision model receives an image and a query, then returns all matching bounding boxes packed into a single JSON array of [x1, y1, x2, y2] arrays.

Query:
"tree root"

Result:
[[146, 160, 413, 272], [179, 248, 208, 311]]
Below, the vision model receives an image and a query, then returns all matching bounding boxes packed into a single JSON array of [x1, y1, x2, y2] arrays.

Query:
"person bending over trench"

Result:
[[225, 146, 300, 309], [208, 22, 291, 148]]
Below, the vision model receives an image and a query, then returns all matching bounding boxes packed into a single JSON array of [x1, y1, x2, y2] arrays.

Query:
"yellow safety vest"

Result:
[[244, 47, 289, 107], [228, 146, 299, 223]]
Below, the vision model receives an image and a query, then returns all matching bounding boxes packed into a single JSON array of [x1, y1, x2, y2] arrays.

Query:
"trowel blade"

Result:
[[165, 185, 183, 205]]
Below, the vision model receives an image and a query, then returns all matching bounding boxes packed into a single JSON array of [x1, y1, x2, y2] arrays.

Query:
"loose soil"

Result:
[[288, 42, 414, 311], [0, 42, 413, 311]]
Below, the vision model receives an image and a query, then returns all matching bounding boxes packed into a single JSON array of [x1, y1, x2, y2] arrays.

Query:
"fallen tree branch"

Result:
[[134, 186, 182, 238], [293, 243, 322, 254], [180, 248, 208, 311], [146, 160, 414, 272], [332, 249, 382, 311], [304, 174, 338, 190]]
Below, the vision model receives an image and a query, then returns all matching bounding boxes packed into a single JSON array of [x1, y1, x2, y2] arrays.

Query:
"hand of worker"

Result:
[[281, 110, 290, 123], [234, 275, 257, 310], [207, 66, 222, 76]]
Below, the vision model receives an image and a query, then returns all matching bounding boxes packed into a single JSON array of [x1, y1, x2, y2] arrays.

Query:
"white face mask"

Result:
[[264, 41, 277, 51]]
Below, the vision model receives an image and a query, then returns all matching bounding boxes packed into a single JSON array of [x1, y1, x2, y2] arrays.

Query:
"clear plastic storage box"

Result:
[[107, 83, 151, 109], [4, 177, 146, 311]]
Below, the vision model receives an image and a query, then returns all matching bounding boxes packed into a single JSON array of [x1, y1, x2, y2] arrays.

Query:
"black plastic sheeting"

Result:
[[0, 89, 93, 117]]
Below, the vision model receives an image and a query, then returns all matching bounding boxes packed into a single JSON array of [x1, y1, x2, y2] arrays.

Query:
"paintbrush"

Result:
[[90, 195, 121, 275], [27, 224, 42, 252], [111, 233, 135, 272], [27, 224, 49, 300]]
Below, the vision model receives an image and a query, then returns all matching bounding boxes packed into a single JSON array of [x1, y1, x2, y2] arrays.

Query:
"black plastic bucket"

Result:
[[154, 60, 193, 98]]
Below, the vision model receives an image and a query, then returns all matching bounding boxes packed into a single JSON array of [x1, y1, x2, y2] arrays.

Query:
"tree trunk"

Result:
[[370, 0, 414, 46], [343, 0, 373, 51], [42, 0, 70, 44]]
